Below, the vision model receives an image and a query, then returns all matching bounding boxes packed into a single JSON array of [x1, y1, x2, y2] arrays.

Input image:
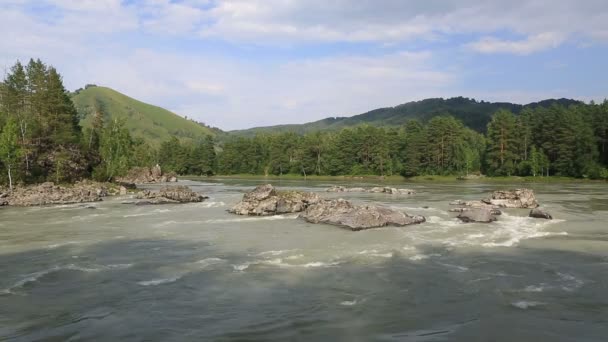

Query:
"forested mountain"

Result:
[[1, 58, 606, 185], [71, 86, 217, 146], [230, 97, 582, 136], [218, 101, 608, 178]]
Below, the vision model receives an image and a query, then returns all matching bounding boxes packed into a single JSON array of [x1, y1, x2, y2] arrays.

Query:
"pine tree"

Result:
[[486, 109, 518, 175]]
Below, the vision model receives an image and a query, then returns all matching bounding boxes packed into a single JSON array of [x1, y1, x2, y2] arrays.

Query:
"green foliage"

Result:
[[0, 117, 22, 189], [97, 119, 133, 181], [485, 109, 518, 176], [72, 86, 215, 147], [157, 135, 217, 176]]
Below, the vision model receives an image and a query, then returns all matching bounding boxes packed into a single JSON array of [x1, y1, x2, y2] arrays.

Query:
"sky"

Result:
[[1, 0, 607, 130]]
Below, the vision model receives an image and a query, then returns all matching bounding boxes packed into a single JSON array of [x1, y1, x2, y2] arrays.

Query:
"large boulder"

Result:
[[529, 208, 553, 219], [229, 184, 320, 216], [487, 189, 539, 208], [4, 181, 108, 207], [116, 165, 178, 185], [135, 185, 207, 205], [457, 207, 498, 223], [300, 199, 425, 231]]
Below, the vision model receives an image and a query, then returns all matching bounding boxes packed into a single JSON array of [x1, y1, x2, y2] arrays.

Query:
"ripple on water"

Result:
[[137, 276, 182, 286], [2, 263, 133, 294]]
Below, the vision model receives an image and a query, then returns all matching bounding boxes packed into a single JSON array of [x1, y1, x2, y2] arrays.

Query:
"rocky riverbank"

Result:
[[326, 186, 416, 195], [0, 181, 116, 207], [116, 165, 178, 185]]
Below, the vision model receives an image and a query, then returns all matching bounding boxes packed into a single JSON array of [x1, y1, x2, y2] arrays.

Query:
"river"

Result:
[[1, 179, 607, 341]]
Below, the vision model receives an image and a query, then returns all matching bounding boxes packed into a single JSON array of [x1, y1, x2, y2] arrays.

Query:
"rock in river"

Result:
[[326, 186, 415, 195], [229, 184, 320, 216], [486, 189, 539, 208], [457, 207, 497, 223], [135, 185, 207, 205], [1, 181, 108, 207], [299, 199, 425, 231], [529, 208, 553, 219]]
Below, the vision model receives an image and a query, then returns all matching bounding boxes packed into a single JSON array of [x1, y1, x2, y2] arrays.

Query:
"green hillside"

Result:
[[72, 86, 216, 146], [230, 97, 582, 137]]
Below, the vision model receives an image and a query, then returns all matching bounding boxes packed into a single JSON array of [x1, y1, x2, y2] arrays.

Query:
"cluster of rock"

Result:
[[0, 181, 110, 207], [229, 184, 425, 230], [449, 188, 552, 222], [326, 186, 416, 195], [300, 199, 426, 231], [228, 184, 321, 216], [487, 189, 539, 208], [134, 186, 207, 205], [116, 165, 178, 185]]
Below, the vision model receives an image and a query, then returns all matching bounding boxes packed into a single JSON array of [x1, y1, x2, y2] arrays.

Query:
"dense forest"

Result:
[[217, 103, 608, 178], [1, 59, 607, 187]]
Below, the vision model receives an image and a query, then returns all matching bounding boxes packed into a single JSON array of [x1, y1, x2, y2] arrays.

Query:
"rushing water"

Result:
[[1, 179, 607, 341]]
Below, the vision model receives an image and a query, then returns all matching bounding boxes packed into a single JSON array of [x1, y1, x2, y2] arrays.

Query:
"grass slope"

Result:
[[230, 97, 582, 137], [72, 86, 215, 146]]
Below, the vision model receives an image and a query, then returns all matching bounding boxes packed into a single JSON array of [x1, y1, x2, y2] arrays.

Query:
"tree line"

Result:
[[216, 104, 608, 179]]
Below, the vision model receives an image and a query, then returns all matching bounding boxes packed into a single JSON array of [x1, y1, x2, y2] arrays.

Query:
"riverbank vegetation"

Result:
[[1, 59, 607, 187]]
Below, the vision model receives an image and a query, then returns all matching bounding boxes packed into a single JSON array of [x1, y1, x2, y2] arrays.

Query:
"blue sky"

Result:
[[1, 0, 607, 130]]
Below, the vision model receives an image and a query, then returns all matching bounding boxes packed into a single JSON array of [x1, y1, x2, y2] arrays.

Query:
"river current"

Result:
[[1, 179, 607, 341]]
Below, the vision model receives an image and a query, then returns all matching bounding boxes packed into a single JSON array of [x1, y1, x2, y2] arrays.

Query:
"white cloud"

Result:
[[1, 0, 606, 131], [467, 33, 565, 55]]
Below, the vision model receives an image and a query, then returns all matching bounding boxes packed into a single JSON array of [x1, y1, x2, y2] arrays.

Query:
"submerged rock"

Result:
[[229, 184, 320, 216], [449, 207, 502, 215], [135, 185, 207, 205], [487, 189, 539, 208], [300, 199, 425, 231], [2, 181, 109, 207], [457, 208, 497, 223], [529, 208, 553, 219], [326, 186, 415, 195]]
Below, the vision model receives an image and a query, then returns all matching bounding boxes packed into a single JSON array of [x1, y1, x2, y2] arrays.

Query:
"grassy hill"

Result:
[[230, 97, 582, 136], [72, 86, 216, 146]]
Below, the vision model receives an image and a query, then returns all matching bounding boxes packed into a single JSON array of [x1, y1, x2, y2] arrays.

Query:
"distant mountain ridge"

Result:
[[229, 97, 583, 136], [71, 86, 216, 146]]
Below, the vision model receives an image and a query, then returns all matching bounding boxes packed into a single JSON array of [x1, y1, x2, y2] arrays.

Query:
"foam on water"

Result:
[[47, 241, 81, 249], [232, 263, 250, 271], [200, 201, 226, 208], [410, 253, 441, 261], [523, 285, 547, 292], [137, 276, 182, 286], [257, 250, 296, 256], [511, 301, 546, 309], [436, 262, 469, 272], [206, 214, 299, 224], [340, 300, 358, 306], [481, 217, 567, 246], [557, 272, 585, 291]]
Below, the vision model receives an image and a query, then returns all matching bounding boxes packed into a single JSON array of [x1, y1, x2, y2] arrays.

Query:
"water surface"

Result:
[[1, 179, 607, 341]]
